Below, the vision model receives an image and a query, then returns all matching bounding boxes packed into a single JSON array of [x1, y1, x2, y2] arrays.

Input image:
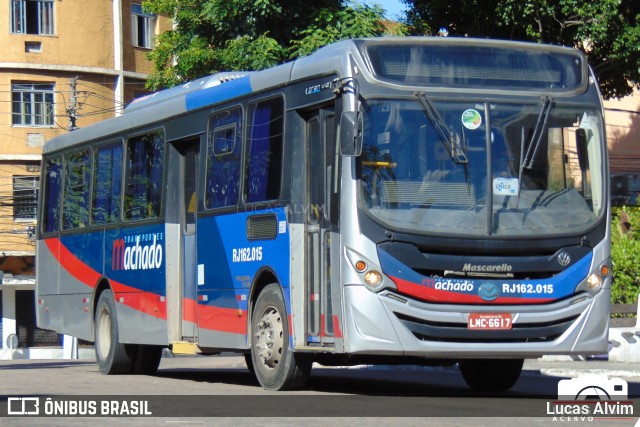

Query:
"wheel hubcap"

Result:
[[97, 307, 111, 360], [254, 306, 283, 370]]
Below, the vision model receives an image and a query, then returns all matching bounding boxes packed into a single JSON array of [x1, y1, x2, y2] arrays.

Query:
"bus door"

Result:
[[165, 137, 200, 345], [305, 108, 337, 345]]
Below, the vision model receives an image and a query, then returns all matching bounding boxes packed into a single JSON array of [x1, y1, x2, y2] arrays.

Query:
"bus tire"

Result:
[[94, 289, 133, 374], [250, 284, 311, 390], [459, 358, 523, 391], [130, 345, 163, 375]]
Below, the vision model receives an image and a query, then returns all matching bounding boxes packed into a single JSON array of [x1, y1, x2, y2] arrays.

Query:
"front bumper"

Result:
[[342, 282, 610, 358]]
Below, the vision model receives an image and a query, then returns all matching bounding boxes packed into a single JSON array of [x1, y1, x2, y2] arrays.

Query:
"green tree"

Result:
[[143, 0, 405, 90], [403, 0, 640, 99]]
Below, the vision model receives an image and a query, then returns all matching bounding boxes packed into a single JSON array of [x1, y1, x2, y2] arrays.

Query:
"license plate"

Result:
[[468, 313, 513, 330]]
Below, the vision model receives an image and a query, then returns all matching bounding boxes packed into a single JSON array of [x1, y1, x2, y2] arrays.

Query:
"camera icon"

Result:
[[558, 375, 628, 401], [7, 397, 40, 415]]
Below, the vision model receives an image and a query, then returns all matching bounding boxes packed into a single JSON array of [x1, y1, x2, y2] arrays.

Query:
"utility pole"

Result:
[[67, 76, 78, 131]]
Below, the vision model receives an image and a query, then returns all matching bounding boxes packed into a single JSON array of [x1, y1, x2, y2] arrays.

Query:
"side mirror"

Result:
[[576, 128, 588, 170], [339, 111, 362, 156]]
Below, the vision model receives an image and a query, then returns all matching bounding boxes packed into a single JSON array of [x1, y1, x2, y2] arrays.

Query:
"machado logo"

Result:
[[112, 234, 163, 271], [547, 375, 635, 422]]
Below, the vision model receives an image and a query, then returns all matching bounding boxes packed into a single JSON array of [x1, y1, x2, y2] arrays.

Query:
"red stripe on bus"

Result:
[[318, 314, 343, 339], [197, 304, 247, 335], [390, 275, 552, 305], [332, 315, 343, 338], [112, 289, 168, 319], [45, 238, 251, 334], [183, 297, 197, 323], [45, 238, 102, 286], [45, 237, 168, 319]]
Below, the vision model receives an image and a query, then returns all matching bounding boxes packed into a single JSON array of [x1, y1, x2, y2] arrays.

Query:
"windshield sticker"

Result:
[[493, 177, 519, 196], [461, 109, 482, 130]]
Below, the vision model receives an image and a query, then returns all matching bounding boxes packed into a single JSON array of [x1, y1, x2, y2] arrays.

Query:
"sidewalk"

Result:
[[524, 359, 640, 383], [525, 324, 640, 383], [608, 326, 640, 363]]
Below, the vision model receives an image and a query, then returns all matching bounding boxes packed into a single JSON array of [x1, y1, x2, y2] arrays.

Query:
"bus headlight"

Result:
[[345, 247, 395, 292], [363, 270, 383, 288], [582, 262, 609, 293], [586, 273, 602, 291]]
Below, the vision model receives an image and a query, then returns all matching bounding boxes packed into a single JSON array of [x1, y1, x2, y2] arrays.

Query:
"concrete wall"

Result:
[[604, 89, 640, 174], [2, 0, 114, 69]]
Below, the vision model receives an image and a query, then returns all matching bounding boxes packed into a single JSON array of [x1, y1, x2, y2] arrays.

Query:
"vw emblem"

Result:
[[557, 252, 571, 267], [478, 282, 500, 301]]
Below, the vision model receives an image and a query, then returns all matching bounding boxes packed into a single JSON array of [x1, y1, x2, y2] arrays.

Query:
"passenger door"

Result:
[[305, 108, 337, 345], [165, 137, 200, 344]]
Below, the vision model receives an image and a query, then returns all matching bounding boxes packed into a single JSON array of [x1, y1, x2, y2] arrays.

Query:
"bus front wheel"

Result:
[[250, 284, 311, 390], [459, 358, 524, 391], [94, 289, 133, 374]]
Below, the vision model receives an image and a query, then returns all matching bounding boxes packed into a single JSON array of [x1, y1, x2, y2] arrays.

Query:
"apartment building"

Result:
[[0, 0, 170, 357], [604, 89, 640, 206]]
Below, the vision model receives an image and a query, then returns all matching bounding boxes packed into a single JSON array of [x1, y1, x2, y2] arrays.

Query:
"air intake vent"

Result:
[[394, 312, 579, 343], [246, 214, 277, 240]]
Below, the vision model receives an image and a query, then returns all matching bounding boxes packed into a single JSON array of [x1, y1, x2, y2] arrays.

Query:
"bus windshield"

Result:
[[359, 98, 605, 237]]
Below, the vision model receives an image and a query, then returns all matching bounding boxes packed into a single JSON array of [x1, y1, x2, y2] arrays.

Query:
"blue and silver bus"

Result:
[[36, 37, 610, 391]]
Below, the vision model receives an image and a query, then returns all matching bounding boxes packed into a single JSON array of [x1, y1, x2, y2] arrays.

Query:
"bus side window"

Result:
[[206, 107, 242, 209], [92, 143, 123, 225], [42, 156, 63, 233], [124, 130, 164, 220], [62, 149, 91, 230], [246, 97, 284, 203]]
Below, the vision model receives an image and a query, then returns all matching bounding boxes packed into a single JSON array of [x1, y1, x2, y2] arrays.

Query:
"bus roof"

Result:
[[42, 37, 586, 154], [43, 37, 361, 154]]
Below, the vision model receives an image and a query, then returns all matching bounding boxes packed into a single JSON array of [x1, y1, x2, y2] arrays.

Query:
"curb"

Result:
[[540, 327, 640, 363], [608, 327, 640, 362]]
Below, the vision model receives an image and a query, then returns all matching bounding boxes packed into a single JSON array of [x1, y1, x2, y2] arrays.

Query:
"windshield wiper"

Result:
[[521, 96, 554, 170], [414, 92, 468, 165], [516, 96, 554, 207]]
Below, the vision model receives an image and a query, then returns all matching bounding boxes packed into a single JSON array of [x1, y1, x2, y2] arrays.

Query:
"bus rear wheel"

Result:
[[130, 344, 163, 375], [250, 284, 311, 390], [459, 358, 524, 391], [94, 289, 133, 374]]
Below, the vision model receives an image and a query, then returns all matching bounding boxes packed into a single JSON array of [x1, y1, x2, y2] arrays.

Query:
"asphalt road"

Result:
[[0, 356, 638, 426]]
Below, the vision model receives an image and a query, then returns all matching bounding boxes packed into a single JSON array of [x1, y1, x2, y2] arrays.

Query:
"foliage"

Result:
[[610, 207, 640, 305], [219, 34, 286, 71], [402, 0, 640, 100], [291, 5, 403, 58], [143, 0, 405, 90]]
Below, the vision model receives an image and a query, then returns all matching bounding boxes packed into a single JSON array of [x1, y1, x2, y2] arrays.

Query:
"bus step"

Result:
[[171, 341, 201, 355]]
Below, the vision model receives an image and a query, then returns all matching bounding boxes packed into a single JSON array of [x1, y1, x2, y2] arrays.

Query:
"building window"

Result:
[[131, 3, 156, 49], [12, 83, 54, 127], [13, 175, 39, 221], [25, 41, 42, 53], [11, 0, 55, 35]]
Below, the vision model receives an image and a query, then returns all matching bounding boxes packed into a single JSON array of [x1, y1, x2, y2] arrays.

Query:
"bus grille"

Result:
[[394, 312, 579, 343]]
